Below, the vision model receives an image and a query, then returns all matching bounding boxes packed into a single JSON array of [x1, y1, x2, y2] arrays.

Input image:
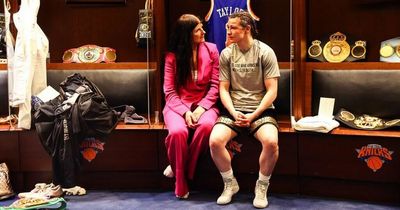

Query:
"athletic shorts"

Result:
[[215, 108, 278, 135]]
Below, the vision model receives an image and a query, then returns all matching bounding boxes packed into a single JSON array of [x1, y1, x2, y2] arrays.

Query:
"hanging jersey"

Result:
[[205, 0, 259, 52], [5, 0, 49, 129]]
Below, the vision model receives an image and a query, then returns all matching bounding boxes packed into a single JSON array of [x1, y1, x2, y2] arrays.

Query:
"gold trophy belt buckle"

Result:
[[336, 109, 400, 130], [380, 44, 400, 58], [308, 40, 322, 58], [63, 45, 116, 63], [323, 32, 350, 63], [351, 40, 366, 59]]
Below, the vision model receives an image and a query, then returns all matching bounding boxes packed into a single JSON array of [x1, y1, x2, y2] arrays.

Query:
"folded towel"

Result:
[[294, 116, 339, 133]]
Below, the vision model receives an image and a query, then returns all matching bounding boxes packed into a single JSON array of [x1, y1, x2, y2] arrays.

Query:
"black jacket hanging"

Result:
[[34, 73, 118, 187]]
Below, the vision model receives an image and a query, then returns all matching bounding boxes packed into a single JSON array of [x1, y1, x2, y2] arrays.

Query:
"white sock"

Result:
[[220, 168, 234, 180], [258, 172, 271, 182]]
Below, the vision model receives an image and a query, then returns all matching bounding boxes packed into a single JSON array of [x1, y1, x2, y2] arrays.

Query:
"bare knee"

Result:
[[269, 141, 279, 154], [209, 135, 226, 151], [255, 124, 279, 153], [209, 124, 236, 150], [260, 136, 279, 153], [209, 129, 230, 151]]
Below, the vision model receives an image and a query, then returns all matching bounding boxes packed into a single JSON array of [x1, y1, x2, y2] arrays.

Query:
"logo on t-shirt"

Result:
[[231, 62, 259, 72]]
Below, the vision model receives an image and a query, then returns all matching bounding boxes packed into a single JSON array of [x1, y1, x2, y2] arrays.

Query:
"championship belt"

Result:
[[308, 34, 366, 62], [379, 37, 400, 63], [62, 45, 116, 63], [135, 0, 153, 48], [351, 40, 367, 59], [308, 40, 323, 58], [380, 44, 394, 58], [334, 108, 400, 130], [322, 32, 350, 63]]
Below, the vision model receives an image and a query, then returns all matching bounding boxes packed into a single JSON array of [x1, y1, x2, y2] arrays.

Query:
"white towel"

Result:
[[294, 116, 339, 133]]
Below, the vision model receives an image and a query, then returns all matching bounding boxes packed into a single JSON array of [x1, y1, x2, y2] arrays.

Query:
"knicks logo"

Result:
[[356, 144, 394, 172]]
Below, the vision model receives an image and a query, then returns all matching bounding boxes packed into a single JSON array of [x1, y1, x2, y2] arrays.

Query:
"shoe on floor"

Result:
[[18, 183, 63, 199], [253, 180, 269, 208], [18, 183, 46, 198], [176, 192, 189, 199], [216, 177, 239, 205], [62, 186, 86, 196], [163, 165, 174, 178]]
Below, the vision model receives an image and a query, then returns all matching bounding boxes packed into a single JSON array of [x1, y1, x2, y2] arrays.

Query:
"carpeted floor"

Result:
[[1, 191, 399, 210]]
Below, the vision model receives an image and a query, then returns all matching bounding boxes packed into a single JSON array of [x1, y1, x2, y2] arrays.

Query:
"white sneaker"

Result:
[[216, 177, 239, 205], [253, 180, 269, 208], [18, 183, 63, 199], [176, 192, 189, 199], [163, 165, 174, 178]]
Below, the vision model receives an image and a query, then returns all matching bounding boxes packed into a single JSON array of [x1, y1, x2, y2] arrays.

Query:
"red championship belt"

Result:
[[62, 45, 116, 63]]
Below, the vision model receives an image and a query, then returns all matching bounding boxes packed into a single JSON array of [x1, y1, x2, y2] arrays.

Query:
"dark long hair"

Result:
[[167, 14, 200, 89]]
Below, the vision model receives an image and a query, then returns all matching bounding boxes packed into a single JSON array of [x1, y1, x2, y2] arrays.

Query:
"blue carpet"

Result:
[[1, 191, 399, 210]]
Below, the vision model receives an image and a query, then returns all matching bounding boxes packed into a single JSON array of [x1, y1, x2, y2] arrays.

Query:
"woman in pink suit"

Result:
[[163, 14, 219, 199]]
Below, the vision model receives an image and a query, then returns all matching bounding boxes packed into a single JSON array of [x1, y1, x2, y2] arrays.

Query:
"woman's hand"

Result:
[[192, 106, 205, 123], [184, 111, 198, 128]]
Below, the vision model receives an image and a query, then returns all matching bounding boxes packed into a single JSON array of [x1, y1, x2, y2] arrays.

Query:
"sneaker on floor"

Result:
[[18, 183, 46, 198], [175, 192, 189, 200], [253, 180, 269, 208], [18, 183, 63, 199], [216, 177, 239, 205], [163, 165, 174, 178]]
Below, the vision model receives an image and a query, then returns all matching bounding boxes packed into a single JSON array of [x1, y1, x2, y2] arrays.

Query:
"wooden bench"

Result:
[[298, 68, 400, 203], [2, 64, 399, 203], [0, 65, 296, 194]]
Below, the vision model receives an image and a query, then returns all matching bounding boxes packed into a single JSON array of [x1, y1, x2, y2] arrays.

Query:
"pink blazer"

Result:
[[163, 42, 220, 116]]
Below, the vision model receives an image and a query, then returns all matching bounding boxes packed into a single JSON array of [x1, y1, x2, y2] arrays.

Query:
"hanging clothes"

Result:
[[34, 73, 118, 187], [5, 0, 49, 129], [205, 0, 259, 52]]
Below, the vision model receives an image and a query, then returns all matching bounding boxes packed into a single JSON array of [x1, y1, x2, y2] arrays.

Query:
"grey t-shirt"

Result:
[[219, 40, 280, 112]]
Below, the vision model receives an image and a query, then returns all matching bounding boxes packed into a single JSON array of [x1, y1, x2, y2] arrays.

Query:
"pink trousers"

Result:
[[163, 107, 218, 197]]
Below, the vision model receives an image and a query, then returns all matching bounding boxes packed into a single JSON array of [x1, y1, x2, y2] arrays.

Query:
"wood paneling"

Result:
[[37, 0, 153, 63], [0, 132, 20, 171], [293, 0, 307, 119], [307, 0, 400, 62], [82, 130, 159, 171], [298, 133, 400, 183], [1, 0, 399, 203], [274, 133, 298, 175], [300, 177, 400, 203], [19, 131, 52, 171]]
